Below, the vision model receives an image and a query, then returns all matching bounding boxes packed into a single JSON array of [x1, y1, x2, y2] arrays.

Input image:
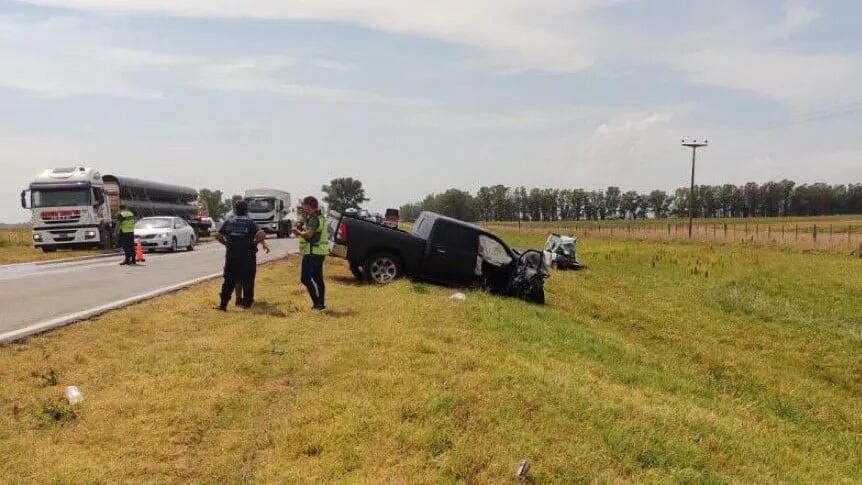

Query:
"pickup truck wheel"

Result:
[[365, 253, 401, 284]]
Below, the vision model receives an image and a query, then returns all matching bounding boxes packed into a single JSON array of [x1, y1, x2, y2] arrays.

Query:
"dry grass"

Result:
[[0, 228, 97, 265], [0, 233, 861, 482]]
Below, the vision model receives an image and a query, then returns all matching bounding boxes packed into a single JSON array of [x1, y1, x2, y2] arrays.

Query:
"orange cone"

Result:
[[135, 238, 146, 263]]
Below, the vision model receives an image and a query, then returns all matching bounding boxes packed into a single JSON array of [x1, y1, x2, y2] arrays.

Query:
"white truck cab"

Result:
[[243, 188, 293, 238], [21, 167, 114, 252]]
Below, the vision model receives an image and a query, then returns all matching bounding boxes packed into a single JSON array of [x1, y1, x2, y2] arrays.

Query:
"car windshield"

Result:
[[135, 218, 172, 229], [246, 198, 274, 212], [32, 188, 90, 208]]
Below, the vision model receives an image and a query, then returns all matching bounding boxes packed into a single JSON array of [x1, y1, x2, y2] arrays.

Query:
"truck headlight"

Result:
[[33, 234, 42, 241], [84, 230, 96, 239]]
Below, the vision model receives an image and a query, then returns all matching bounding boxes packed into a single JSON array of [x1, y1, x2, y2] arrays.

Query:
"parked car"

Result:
[[330, 211, 549, 303], [134, 216, 196, 252]]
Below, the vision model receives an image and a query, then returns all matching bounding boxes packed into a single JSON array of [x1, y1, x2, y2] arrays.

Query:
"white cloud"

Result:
[[675, 48, 859, 107], [408, 108, 589, 130], [592, 112, 672, 138], [0, 18, 179, 98], [197, 56, 424, 106], [313, 59, 355, 73], [780, 3, 821, 34], [20, 0, 624, 72]]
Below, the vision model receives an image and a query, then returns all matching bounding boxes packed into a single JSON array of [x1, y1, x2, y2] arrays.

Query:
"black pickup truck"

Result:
[[330, 211, 548, 303]]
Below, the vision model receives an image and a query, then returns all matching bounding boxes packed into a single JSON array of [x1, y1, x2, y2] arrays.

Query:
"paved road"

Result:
[[0, 238, 298, 342]]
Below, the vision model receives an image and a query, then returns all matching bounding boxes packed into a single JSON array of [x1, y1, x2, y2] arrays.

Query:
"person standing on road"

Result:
[[216, 200, 268, 311], [117, 204, 137, 265], [292, 196, 328, 310]]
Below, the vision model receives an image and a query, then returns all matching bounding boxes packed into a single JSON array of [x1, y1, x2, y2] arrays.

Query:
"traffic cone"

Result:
[[135, 238, 146, 263]]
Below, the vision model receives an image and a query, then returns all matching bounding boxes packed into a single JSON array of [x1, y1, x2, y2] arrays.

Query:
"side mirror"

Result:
[[20, 190, 30, 209]]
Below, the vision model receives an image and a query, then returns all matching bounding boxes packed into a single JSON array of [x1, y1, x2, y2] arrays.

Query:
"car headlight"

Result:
[[158, 233, 168, 238], [84, 230, 96, 238], [33, 234, 43, 241]]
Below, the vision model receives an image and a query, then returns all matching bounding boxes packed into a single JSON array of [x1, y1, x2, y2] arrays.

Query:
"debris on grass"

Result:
[[449, 292, 467, 301], [515, 458, 530, 480], [64, 385, 84, 405]]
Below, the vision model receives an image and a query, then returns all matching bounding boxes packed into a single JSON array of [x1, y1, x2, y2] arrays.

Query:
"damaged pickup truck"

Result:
[[330, 211, 549, 303]]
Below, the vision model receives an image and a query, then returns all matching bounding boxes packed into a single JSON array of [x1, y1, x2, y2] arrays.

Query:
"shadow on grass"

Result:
[[247, 300, 291, 318], [323, 308, 358, 319], [330, 275, 366, 287]]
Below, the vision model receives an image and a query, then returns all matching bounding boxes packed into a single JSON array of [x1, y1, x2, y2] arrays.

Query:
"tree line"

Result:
[[400, 181, 862, 222]]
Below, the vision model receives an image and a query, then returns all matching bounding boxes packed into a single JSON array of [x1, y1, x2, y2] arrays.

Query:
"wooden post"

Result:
[[724, 223, 728, 238], [829, 224, 833, 241], [849, 225, 853, 245], [767, 225, 771, 239], [795, 224, 799, 240], [781, 224, 785, 241], [813, 224, 818, 242], [667, 223, 671, 236]]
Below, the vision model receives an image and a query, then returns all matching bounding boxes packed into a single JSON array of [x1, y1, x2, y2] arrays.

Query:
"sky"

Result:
[[1, 0, 861, 222]]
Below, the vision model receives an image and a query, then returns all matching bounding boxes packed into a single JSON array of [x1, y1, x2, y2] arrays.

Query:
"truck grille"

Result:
[[49, 229, 77, 242]]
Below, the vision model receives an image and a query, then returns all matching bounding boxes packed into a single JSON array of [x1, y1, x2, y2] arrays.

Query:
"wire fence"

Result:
[[486, 219, 862, 256]]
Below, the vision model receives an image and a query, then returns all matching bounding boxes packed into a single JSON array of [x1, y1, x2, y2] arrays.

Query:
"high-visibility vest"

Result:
[[299, 213, 328, 256], [119, 210, 135, 233]]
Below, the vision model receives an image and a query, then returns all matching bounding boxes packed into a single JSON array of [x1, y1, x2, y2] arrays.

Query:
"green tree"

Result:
[[198, 188, 231, 221], [321, 177, 370, 213]]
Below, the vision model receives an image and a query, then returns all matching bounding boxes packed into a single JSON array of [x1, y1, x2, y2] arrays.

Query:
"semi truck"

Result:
[[21, 167, 201, 252], [243, 188, 293, 238]]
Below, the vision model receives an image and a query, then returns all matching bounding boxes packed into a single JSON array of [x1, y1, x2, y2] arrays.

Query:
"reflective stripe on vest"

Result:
[[300, 214, 328, 256], [119, 210, 135, 233]]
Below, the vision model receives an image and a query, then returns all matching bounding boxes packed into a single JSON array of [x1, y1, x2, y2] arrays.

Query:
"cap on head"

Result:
[[234, 199, 249, 216]]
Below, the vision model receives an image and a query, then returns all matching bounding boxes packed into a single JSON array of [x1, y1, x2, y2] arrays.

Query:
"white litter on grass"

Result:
[[450, 292, 467, 301], [64, 385, 84, 404]]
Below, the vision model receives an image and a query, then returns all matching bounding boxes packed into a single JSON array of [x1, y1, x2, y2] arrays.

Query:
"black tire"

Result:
[[349, 262, 364, 280], [363, 253, 402, 284], [41, 246, 57, 253], [100, 228, 112, 251], [170, 237, 178, 253], [187, 236, 195, 251]]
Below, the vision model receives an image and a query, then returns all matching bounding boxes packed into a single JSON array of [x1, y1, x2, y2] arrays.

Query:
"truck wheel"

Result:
[[364, 253, 401, 284], [349, 262, 364, 280], [41, 246, 57, 253], [100, 228, 112, 251]]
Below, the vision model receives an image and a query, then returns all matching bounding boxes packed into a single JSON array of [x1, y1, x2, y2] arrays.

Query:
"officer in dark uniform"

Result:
[[216, 200, 268, 311]]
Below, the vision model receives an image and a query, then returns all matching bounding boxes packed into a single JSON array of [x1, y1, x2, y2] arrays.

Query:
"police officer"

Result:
[[216, 200, 268, 311], [292, 196, 328, 310], [117, 204, 136, 265]]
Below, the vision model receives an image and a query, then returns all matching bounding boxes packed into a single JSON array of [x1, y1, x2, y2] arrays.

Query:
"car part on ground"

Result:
[[544, 233, 583, 270]]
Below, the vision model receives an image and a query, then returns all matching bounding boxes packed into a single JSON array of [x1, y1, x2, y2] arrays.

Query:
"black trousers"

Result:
[[220, 256, 254, 307], [118, 233, 135, 263], [300, 254, 325, 307]]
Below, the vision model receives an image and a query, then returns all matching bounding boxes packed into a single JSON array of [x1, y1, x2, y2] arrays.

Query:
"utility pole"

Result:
[[681, 138, 708, 238]]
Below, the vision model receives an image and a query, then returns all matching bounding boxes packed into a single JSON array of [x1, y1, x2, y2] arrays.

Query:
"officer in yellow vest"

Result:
[[117, 204, 137, 265], [292, 196, 329, 310]]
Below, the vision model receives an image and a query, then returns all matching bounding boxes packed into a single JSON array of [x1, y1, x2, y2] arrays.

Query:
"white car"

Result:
[[134, 216, 196, 252]]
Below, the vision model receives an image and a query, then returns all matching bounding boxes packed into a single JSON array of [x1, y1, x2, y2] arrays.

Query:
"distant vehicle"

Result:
[[20, 167, 200, 252], [134, 217, 196, 253], [544, 234, 583, 270], [384, 208, 399, 229], [331, 211, 549, 303], [243, 188, 292, 238]]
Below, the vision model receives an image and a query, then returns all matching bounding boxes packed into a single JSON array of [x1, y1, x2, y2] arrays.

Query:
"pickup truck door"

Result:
[[424, 221, 479, 286]]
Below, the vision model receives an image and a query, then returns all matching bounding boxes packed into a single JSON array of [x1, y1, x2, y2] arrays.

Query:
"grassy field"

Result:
[[0, 228, 97, 264], [489, 214, 862, 254], [1, 230, 861, 482]]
